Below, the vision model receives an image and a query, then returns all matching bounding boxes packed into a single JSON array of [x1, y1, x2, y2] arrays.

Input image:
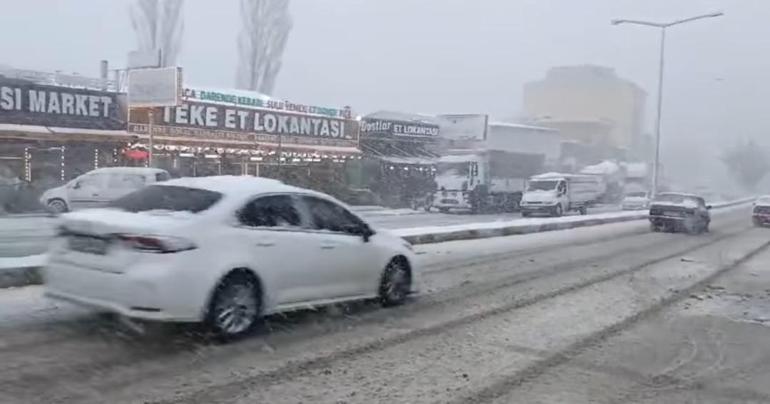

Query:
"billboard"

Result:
[[128, 101, 359, 149], [127, 67, 182, 107], [360, 118, 439, 139], [0, 78, 125, 130], [437, 113, 489, 141]]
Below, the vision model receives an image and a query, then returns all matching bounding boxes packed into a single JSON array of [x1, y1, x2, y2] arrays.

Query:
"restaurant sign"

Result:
[[0, 79, 125, 130], [182, 87, 352, 119], [128, 101, 359, 149], [361, 118, 439, 139]]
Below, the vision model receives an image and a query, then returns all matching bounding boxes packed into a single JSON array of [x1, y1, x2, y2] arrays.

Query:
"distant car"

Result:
[[649, 192, 711, 234], [621, 191, 650, 210], [752, 195, 770, 227], [43, 176, 418, 339], [39, 167, 171, 214]]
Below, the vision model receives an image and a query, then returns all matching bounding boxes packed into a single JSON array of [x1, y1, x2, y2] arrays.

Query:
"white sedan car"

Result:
[[44, 176, 418, 338]]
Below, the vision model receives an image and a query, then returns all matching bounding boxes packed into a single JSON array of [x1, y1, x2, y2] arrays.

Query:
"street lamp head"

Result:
[[706, 11, 725, 18], [610, 19, 624, 25]]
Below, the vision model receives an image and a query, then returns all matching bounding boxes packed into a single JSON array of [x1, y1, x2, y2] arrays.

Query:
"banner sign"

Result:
[[0, 79, 125, 130], [182, 87, 352, 119], [128, 101, 359, 148], [361, 118, 439, 139]]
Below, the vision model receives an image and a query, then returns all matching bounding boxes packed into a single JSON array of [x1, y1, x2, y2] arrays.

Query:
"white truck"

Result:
[[430, 120, 561, 213], [520, 172, 604, 217], [432, 150, 534, 213]]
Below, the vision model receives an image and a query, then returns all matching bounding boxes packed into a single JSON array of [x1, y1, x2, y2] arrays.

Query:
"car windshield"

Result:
[[527, 180, 558, 191], [109, 185, 222, 213]]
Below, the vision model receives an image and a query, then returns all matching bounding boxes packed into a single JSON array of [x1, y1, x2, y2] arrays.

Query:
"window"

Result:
[[238, 195, 301, 228], [75, 173, 107, 189], [108, 174, 145, 189], [302, 196, 362, 234], [110, 185, 222, 213]]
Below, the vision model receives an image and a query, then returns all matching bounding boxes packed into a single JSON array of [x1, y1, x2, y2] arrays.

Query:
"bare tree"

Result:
[[130, 0, 184, 67], [236, 0, 292, 95]]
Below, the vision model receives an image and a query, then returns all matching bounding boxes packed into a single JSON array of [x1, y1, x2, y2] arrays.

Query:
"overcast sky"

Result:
[[1, 0, 768, 188]]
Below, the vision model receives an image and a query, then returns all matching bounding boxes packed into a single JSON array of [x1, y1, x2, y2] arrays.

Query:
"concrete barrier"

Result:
[[396, 197, 754, 245]]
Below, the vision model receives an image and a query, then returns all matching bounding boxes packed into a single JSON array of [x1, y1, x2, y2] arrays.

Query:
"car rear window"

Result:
[[109, 185, 222, 213]]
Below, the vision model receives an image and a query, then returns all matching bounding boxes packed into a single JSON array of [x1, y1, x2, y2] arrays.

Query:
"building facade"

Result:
[[523, 65, 646, 153]]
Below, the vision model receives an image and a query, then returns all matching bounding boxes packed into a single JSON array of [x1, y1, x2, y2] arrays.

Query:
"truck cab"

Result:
[[431, 155, 481, 212]]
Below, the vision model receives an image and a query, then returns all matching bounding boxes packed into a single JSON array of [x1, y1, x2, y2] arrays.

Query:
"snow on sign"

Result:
[[127, 67, 182, 108]]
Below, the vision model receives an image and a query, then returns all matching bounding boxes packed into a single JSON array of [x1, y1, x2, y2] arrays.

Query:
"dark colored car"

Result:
[[752, 196, 770, 227], [649, 192, 711, 234]]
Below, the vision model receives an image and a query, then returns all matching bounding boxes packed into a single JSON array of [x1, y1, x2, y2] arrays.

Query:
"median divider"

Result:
[[396, 197, 755, 245], [0, 197, 755, 289]]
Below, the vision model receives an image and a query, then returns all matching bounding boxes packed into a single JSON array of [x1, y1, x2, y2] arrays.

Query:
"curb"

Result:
[[0, 198, 754, 290]]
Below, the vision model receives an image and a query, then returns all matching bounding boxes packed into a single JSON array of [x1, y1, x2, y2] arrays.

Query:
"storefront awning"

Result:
[[0, 124, 132, 142]]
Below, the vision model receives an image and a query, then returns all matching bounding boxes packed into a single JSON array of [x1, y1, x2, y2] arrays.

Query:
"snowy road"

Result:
[[1, 207, 769, 403], [0, 204, 623, 257]]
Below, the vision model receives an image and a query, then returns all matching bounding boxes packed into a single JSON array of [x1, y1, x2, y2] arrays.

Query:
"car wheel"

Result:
[[379, 258, 411, 307], [553, 204, 563, 217], [521, 212, 530, 218], [578, 206, 587, 215], [650, 223, 660, 232], [438, 207, 450, 213], [207, 271, 261, 339], [46, 199, 68, 214]]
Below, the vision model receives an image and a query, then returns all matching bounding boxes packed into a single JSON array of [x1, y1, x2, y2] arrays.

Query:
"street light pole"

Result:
[[652, 27, 666, 199], [612, 12, 723, 197]]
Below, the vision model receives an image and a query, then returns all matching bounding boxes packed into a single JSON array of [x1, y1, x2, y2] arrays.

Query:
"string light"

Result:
[[60, 146, 65, 181]]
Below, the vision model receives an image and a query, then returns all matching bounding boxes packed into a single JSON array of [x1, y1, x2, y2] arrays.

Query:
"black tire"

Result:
[[46, 198, 68, 214], [379, 258, 411, 307], [553, 204, 563, 217], [438, 207, 450, 214], [521, 212, 530, 218], [650, 223, 660, 232], [578, 206, 587, 215], [206, 270, 261, 339]]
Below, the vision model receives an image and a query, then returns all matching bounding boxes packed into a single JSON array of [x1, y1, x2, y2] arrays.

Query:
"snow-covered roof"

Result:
[[365, 110, 441, 125], [487, 121, 558, 132], [580, 160, 620, 175], [92, 167, 167, 175], [161, 176, 299, 195]]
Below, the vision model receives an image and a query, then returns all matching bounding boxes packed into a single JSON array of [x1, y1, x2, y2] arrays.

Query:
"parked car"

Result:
[[752, 195, 770, 227], [621, 191, 650, 211], [649, 192, 711, 234], [39, 167, 170, 213], [43, 176, 418, 338]]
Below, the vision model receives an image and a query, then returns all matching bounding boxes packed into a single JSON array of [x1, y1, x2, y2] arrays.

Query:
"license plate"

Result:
[[68, 236, 109, 255], [663, 211, 680, 217]]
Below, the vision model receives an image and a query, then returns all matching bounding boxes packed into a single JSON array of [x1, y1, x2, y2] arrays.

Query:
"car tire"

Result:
[[650, 223, 660, 232], [578, 206, 587, 215], [521, 212, 530, 218], [553, 204, 563, 217], [438, 207, 450, 214], [206, 270, 262, 340], [379, 258, 411, 307], [46, 198, 68, 214]]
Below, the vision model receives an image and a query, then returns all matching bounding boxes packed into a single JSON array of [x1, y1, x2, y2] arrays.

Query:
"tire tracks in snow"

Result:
[[152, 226, 752, 404], [445, 239, 770, 404]]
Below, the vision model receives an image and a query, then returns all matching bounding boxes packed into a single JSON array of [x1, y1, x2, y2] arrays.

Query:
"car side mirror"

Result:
[[706, 205, 712, 210], [71, 181, 81, 189]]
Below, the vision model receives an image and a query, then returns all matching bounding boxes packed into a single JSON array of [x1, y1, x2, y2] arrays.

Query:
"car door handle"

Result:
[[320, 242, 337, 250], [255, 241, 275, 247]]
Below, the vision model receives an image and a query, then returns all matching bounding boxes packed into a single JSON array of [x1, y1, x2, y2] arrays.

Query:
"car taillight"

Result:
[[116, 234, 196, 253]]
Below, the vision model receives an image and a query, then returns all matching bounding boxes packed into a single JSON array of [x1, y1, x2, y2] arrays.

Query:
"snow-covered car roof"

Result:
[[158, 176, 303, 197], [755, 195, 770, 205], [91, 167, 168, 175]]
